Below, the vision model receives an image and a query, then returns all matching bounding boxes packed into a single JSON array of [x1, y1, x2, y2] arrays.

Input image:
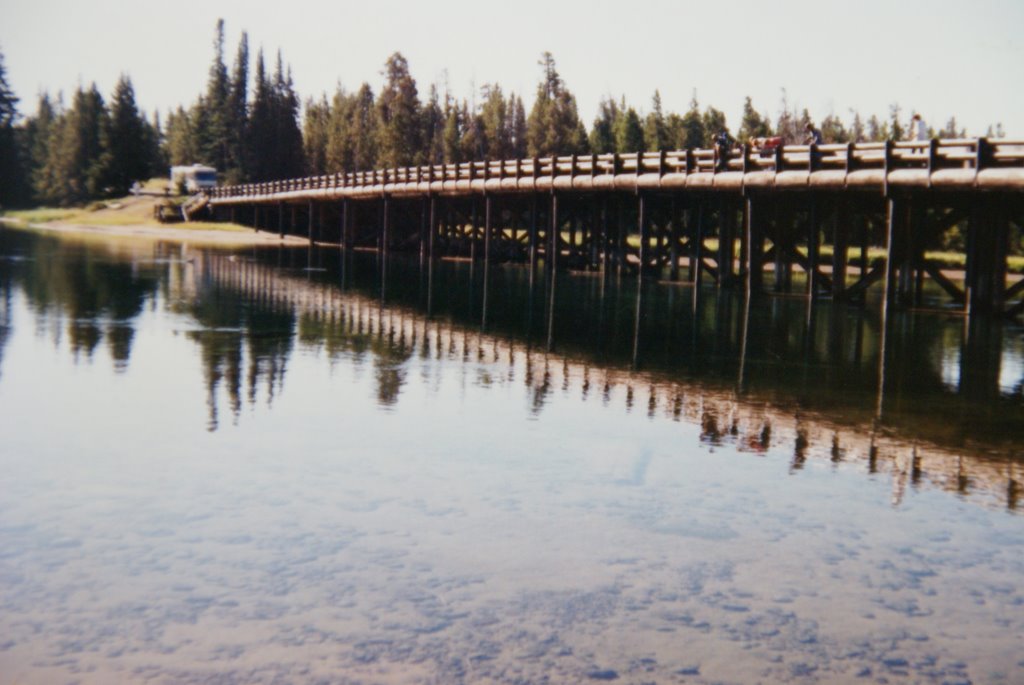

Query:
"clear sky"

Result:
[[2, 0, 1021, 137]]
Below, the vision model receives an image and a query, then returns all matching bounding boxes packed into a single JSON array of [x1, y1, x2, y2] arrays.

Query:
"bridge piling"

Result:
[[833, 202, 849, 301], [307, 201, 314, 245]]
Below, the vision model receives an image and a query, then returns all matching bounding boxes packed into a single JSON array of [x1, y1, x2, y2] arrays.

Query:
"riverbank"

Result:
[[1, 193, 308, 246]]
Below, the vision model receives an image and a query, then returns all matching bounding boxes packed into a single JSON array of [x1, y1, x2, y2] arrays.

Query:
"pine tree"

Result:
[[272, 57, 305, 178], [775, 89, 801, 143], [0, 48, 24, 206], [526, 52, 588, 156], [376, 52, 421, 168], [23, 94, 56, 203], [938, 116, 965, 139], [303, 95, 330, 175], [247, 50, 274, 179], [888, 103, 904, 141], [614, 107, 644, 153], [680, 92, 705, 148], [702, 106, 728, 145], [421, 84, 445, 165], [664, 113, 684, 150], [643, 90, 668, 151], [42, 85, 110, 204], [225, 31, 249, 183], [508, 93, 527, 159], [459, 100, 482, 161], [324, 86, 353, 172], [165, 105, 199, 167], [589, 96, 619, 154], [106, 75, 151, 193], [738, 96, 771, 142], [442, 96, 461, 164], [848, 110, 866, 143], [866, 114, 884, 142], [349, 83, 378, 171], [820, 113, 848, 143], [479, 84, 510, 159], [198, 19, 230, 172]]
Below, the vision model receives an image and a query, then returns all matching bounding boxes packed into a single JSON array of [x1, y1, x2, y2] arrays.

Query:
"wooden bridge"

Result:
[[207, 138, 1024, 317]]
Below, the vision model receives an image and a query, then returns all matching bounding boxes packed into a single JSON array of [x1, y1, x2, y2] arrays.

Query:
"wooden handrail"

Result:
[[210, 137, 1022, 198]]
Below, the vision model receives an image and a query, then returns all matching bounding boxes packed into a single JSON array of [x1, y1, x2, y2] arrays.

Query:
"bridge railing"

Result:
[[208, 138, 1024, 200]]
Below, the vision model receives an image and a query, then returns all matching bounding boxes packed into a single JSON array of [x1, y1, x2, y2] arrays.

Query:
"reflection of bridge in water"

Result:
[[194, 248, 1022, 512]]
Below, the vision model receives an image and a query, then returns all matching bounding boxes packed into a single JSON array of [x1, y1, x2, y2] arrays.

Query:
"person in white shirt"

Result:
[[910, 113, 928, 141]]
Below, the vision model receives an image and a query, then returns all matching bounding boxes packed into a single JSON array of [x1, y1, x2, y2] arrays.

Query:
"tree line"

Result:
[[0, 20, 1007, 208]]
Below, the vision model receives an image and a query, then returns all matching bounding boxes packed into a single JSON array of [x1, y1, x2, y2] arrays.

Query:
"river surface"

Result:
[[0, 225, 1022, 684]]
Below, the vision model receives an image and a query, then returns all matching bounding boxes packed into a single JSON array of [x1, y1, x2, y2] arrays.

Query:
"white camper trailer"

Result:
[[170, 164, 218, 193]]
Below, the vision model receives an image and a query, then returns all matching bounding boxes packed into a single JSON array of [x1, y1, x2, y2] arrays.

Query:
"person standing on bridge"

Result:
[[714, 128, 734, 171], [910, 113, 928, 141], [804, 122, 823, 146]]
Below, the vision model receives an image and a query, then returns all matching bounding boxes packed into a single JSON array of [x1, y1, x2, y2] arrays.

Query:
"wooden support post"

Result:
[[470, 198, 479, 262], [691, 204, 704, 285], [484, 195, 492, 266], [529, 194, 539, 275], [721, 201, 736, 287], [550, 193, 559, 272], [670, 196, 681, 281], [568, 205, 578, 262], [833, 201, 848, 301], [278, 202, 284, 239], [483, 194, 492, 330], [616, 197, 626, 279], [913, 202, 925, 307], [428, 196, 436, 261], [600, 195, 611, 278], [419, 197, 428, 268], [774, 214, 787, 293], [899, 200, 914, 305], [308, 201, 314, 245], [637, 193, 648, 280], [807, 196, 819, 298], [744, 196, 755, 297], [382, 195, 390, 261], [690, 205, 705, 314], [860, 213, 870, 303], [993, 199, 1009, 314], [427, 197, 436, 318], [883, 197, 898, 311], [341, 199, 349, 251]]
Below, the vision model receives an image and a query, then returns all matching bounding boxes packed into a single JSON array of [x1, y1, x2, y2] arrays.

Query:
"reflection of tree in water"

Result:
[[373, 341, 409, 407], [186, 287, 294, 431], [0, 269, 11, 382], [246, 307, 294, 407], [13, 236, 159, 369], [297, 310, 412, 408], [187, 330, 243, 432]]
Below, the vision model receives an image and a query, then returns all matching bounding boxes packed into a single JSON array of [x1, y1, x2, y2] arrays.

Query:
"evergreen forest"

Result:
[[0, 20, 1007, 209]]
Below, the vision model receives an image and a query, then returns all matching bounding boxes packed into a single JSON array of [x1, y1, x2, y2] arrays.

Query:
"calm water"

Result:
[[0, 225, 1022, 685]]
